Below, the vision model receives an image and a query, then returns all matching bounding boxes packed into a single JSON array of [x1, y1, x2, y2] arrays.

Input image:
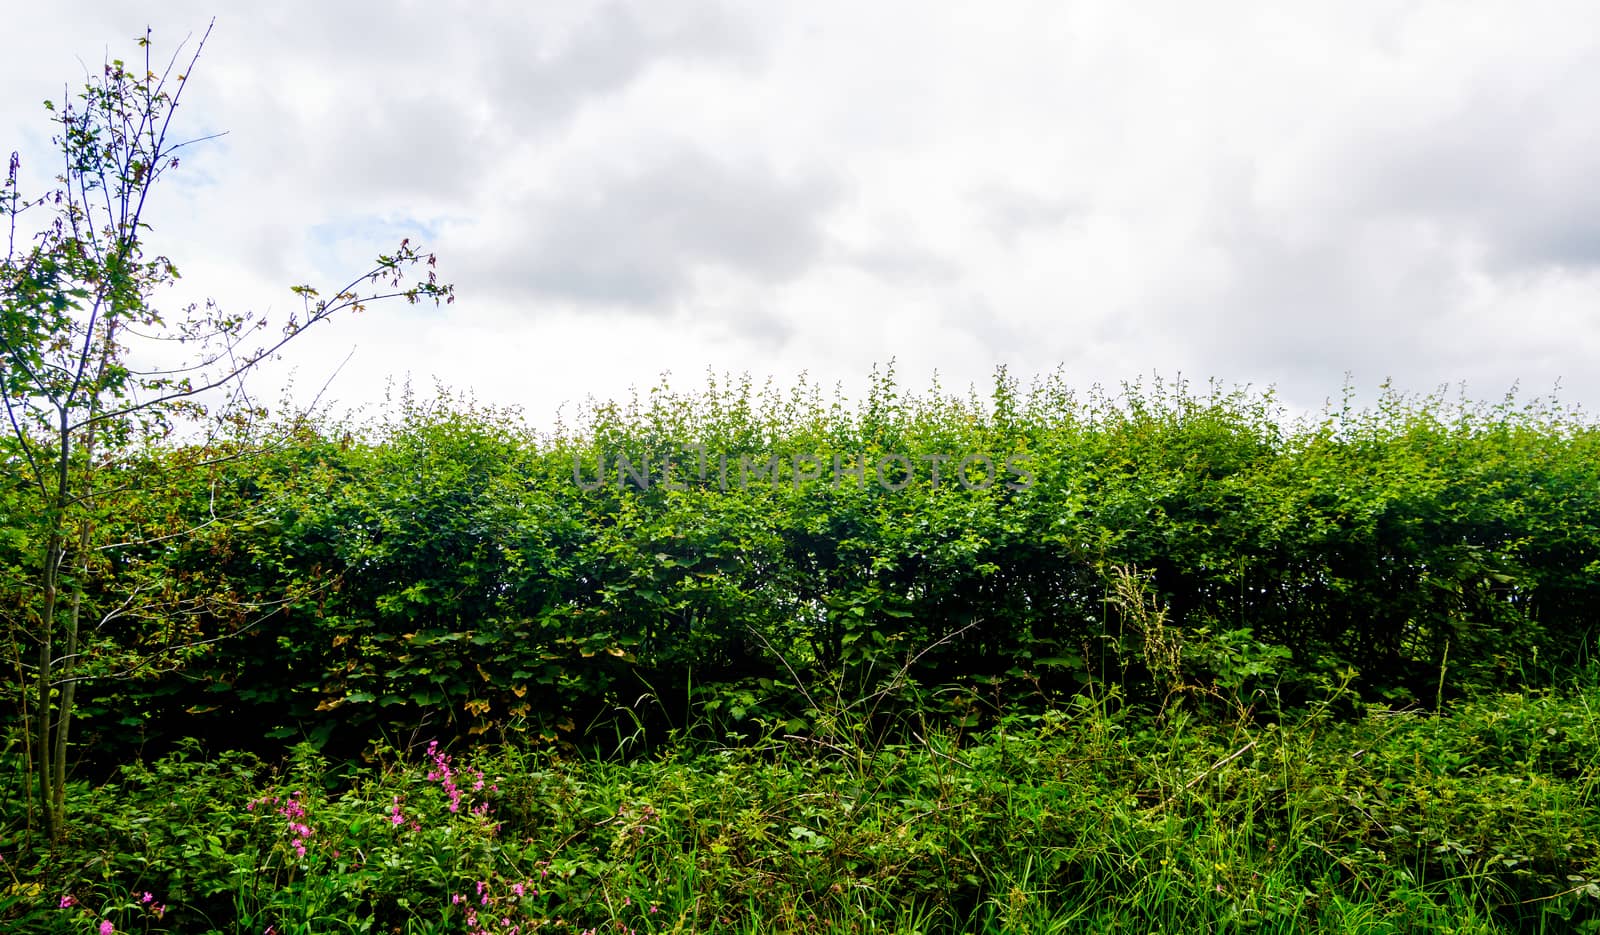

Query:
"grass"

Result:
[[6, 671, 1600, 934]]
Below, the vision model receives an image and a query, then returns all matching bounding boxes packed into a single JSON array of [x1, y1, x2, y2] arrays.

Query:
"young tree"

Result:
[[0, 23, 453, 842]]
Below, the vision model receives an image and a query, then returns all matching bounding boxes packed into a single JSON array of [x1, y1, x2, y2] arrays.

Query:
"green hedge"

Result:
[[8, 372, 1600, 756]]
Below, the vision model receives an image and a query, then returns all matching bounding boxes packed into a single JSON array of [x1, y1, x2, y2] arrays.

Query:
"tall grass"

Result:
[[6, 662, 1600, 933]]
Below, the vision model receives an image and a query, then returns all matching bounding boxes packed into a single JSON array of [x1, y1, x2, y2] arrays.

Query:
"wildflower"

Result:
[[59, 894, 77, 909], [141, 892, 153, 904], [100, 922, 115, 935], [512, 883, 525, 897]]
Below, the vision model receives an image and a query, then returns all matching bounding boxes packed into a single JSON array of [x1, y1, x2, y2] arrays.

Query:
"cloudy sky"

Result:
[[6, 2, 1599, 427]]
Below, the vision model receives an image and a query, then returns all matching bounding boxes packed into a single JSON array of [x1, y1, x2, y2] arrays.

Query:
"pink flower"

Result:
[[99, 922, 115, 935], [58, 894, 76, 909], [141, 892, 153, 904]]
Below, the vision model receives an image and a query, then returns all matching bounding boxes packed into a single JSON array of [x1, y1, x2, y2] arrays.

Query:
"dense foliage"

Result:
[[4, 371, 1597, 764]]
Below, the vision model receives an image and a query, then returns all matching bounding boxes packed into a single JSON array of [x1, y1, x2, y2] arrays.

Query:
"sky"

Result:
[[5, 2, 1600, 430]]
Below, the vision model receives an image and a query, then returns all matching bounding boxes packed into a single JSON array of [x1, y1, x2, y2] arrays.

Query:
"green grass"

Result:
[[6, 677, 1600, 933]]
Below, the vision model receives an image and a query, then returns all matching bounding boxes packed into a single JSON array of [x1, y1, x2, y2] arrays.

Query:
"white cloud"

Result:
[[5, 0, 1599, 427]]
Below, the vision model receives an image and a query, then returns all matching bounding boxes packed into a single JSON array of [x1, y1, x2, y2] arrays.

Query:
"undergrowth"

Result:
[[5, 670, 1600, 934]]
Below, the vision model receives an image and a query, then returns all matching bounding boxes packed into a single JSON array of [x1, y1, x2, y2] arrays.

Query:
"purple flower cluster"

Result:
[[55, 891, 166, 933], [248, 790, 315, 858], [232, 741, 662, 935], [424, 740, 497, 817], [445, 865, 661, 935], [450, 877, 538, 935]]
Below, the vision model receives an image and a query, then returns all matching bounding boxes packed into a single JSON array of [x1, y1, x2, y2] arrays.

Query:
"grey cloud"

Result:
[[971, 185, 1087, 245], [1158, 205, 1495, 412], [1119, 57, 1600, 410], [706, 300, 797, 348], [465, 146, 842, 310], [481, 1, 762, 130], [205, 1, 764, 210], [939, 294, 1038, 359], [1341, 74, 1600, 273], [839, 243, 962, 284], [270, 89, 497, 206]]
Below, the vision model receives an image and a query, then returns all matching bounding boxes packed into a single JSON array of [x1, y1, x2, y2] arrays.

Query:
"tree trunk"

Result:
[[54, 571, 83, 827], [34, 530, 61, 843]]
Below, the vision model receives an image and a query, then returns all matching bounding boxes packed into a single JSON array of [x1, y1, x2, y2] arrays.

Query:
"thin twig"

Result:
[[1145, 739, 1258, 815]]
